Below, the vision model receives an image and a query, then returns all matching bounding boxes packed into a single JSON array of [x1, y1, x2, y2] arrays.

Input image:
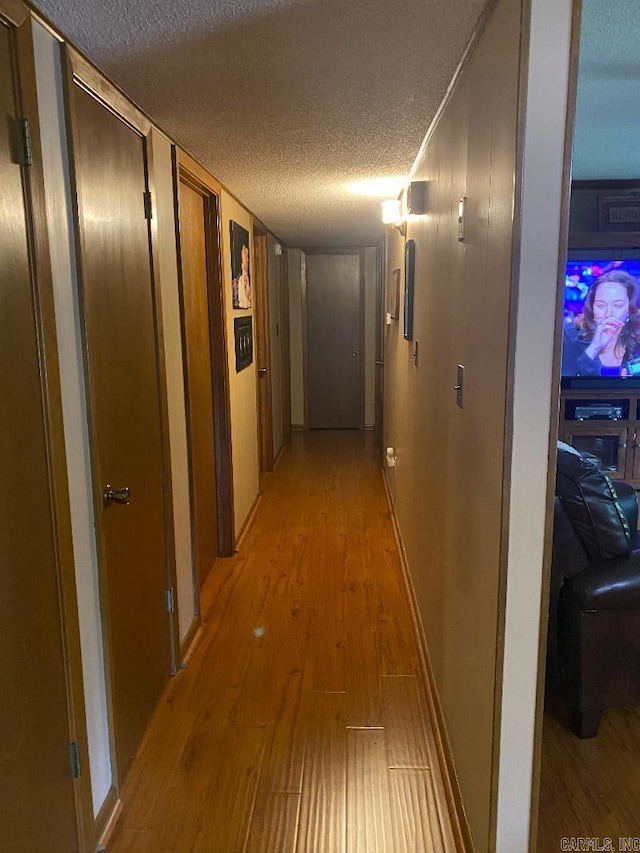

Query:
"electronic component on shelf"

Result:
[[575, 404, 624, 421]]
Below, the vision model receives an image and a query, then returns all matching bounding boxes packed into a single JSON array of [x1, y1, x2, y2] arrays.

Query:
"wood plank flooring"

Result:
[[107, 430, 455, 852], [538, 700, 640, 849]]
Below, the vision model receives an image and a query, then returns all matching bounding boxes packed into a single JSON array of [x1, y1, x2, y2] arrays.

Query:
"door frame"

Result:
[[528, 0, 583, 848], [374, 241, 385, 460], [302, 246, 366, 429], [3, 2, 94, 846], [62, 44, 180, 786], [252, 221, 274, 472], [174, 148, 235, 557]]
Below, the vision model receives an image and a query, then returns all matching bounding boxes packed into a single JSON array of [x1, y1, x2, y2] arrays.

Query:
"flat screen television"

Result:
[[561, 258, 640, 388]]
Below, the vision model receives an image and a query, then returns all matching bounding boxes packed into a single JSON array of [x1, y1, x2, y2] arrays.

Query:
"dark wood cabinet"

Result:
[[560, 389, 640, 486]]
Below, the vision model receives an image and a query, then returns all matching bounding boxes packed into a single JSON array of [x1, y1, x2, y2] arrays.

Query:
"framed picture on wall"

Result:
[[234, 316, 253, 371], [390, 268, 400, 320], [230, 221, 252, 308], [597, 195, 640, 232], [404, 240, 415, 340]]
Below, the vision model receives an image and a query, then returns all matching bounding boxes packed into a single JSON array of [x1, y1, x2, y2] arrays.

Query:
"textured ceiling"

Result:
[[29, 0, 487, 246], [574, 0, 640, 180]]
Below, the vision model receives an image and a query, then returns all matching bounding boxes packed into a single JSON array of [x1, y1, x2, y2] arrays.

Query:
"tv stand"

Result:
[[560, 387, 640, 487]]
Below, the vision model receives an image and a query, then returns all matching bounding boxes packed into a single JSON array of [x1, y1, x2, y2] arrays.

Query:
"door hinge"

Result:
[[69, 742, 81, 778], [166, 588, 175, 613], [11, 118, 32, 167], [143, 189, 153, 220]]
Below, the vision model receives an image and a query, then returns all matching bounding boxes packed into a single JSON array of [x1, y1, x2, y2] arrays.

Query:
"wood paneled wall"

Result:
[[382, 0, 523, 848]]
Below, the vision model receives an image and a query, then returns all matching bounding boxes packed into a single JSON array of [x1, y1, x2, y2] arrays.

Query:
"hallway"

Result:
[[106, 431, 456, 852]]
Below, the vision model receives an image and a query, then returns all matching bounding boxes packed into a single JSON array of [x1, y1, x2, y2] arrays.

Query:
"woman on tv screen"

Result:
[[561, 269, 640, 377]]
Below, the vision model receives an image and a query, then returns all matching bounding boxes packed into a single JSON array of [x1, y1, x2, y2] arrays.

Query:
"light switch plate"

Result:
[[458, 197, 466, 242], [456, 364, 464, 408]]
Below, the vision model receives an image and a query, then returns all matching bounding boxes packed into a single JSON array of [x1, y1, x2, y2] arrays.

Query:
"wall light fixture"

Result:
[[381, 199, 402, 225], [381, 199, 407, 236]]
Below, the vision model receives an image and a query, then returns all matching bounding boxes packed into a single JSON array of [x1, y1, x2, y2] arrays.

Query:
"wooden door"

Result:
[[375, 243, 385, 458], [177, 175, 218, 587], [280, 249, 292, 442], [65, 57, 172, 782], [254, 230, 274, 470], [0, 14, 82, 851], [306, 252, 364, 428]]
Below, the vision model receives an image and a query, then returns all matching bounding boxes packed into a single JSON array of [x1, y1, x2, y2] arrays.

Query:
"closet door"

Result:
[[0, 12, 83, 852], [177, 174, 219, 587], [306, 251, 364, 428], [65, 51, 173, 782]]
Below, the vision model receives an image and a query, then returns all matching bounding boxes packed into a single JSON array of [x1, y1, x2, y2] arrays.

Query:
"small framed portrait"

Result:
[[230, 221, 252, 308], [234, 316, 253, 372]]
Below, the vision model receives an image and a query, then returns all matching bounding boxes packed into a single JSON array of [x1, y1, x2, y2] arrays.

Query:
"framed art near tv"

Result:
[[597, 196, 640, 232], [404, 240, 415, 340]]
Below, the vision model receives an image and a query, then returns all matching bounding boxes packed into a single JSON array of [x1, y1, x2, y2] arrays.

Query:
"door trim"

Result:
[[252, 224, 274, 472], [0, 0, 25, 25], [175, 148, 235, 557], [146, 133, 181, 667], [527, 1, 583, 849], [65, 45, 152, 137]]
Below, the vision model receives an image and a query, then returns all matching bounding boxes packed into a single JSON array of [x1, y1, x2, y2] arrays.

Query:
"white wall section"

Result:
[[220, 192, 260, 534], [496, 0, 573, 849]]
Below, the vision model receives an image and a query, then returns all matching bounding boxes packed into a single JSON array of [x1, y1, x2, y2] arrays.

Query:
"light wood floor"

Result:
[[538, 700, 640, 849], [107, 430, 456, 852]]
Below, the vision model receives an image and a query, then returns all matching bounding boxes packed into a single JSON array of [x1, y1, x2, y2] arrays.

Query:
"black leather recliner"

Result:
[[548, 444, 640, 738]]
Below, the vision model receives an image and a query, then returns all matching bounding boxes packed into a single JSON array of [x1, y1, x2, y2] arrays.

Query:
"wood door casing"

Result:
[[306, 252, 364, 428], [175, 149, 235, 558], [254, 230, 274, 471], [178, 176, 219, 588], [0, 17, 81, 852], [66, 69, 171, 782]]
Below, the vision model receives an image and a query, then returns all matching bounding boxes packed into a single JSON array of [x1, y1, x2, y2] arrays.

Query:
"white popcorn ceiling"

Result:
[[30, 0, 633, 245], [30, 0, 488, 246]]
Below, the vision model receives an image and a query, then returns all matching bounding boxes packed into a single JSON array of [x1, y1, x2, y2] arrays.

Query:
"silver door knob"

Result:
[[103, 485, 131, 505], [258, 367, 267, 376], [351, 351, 359, 357]]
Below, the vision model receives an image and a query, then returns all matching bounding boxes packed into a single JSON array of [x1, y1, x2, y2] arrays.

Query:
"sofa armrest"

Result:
[[563, 550, 640, 610]]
